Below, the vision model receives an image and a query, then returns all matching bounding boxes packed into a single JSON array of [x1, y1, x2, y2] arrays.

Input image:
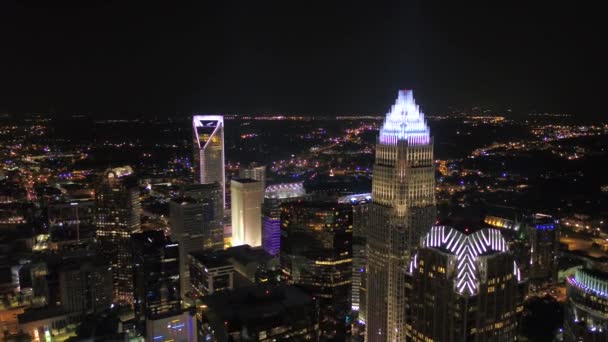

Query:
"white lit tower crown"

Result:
[[406, 226, 524, 341], [192, 115, 225, 208], [365, 90, 436, 342]]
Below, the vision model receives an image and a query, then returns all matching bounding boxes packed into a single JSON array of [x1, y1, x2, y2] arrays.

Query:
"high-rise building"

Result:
[[565, 268, 608, 341], [351, 199, 370, 329], [527, 213, 559, 288], [406, 226, 525, 341], [170, 183, 224, 300], [484, 209, 559, 292], [262, 182, 306, 256], [365, 90, 436, 341], [239, 165, 266, 194], [230, 179, 263, 247], [198, 285, 319, 341], [280, 202, 352, 340], [95, 166, 141, 304], [58, 256, 113, 314], [192, 115, 225, 208], [132, 230, 181, 323]]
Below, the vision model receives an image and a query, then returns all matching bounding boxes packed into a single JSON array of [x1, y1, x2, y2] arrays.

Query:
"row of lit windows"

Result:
[[487, 274, 513, 285]]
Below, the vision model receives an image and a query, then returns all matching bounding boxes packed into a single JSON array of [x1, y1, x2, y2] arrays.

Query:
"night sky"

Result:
[[1, 2, 605, 117]]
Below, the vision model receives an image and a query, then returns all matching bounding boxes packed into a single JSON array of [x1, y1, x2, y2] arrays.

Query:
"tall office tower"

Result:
[[483, 206, 531, 278], [527, 213, 559, 289], [231, 179, 263, 247], [239, 164, 267, 194], [192, 115, 225, 208], [95, 166, 141, 303], [170, 183, 224, 300], [132, 230, 181, 324], [352, 200, 370, 327], [484, 209, 559, 292], [565, 268, 608, 341], [280, 202, 353, 340], [406, 226, 525, 341], [58, 256, 113, 314], [180, 182, 225, 225], [262, 182, 306, 256], [365, 90, 436, 342]]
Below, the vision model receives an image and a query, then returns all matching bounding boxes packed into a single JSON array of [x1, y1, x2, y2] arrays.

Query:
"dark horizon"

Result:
[[1, 2, 605, 118]]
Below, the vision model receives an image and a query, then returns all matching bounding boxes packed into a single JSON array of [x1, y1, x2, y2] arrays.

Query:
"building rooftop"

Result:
[[189, 250, 232, 269], [226, 244, 273, 266], [18, 307, 74, 324], [413, 226, 522, 296], [170, 196, 200, 205], [201, 285, 313, 324]]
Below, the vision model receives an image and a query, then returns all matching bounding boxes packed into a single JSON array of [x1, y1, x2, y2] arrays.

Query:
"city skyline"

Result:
[[1, 3, 607, 341], [1, 86, 606, 341]]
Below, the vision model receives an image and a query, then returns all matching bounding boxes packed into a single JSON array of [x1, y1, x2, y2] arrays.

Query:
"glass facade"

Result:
[[170, 183, 224, 300], [132, 230, 181, 323], [94, 166, 140, 304], [262, 182, 306, 256], [280, 202, 352, 340]]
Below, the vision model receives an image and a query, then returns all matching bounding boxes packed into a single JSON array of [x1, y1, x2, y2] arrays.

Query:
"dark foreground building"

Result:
[[131, 230, 181, 324], [280, 202, 352, 340], [406, 226, 526, 341], [95, 166, 141, 304], [198, 285, 319, 341]]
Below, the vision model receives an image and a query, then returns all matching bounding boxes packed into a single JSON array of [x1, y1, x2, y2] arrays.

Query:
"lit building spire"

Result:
[[379, 89, 430, 145]]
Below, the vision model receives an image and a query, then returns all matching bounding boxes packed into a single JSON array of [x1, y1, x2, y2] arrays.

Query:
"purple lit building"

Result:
[[261, 183, 306, 256]]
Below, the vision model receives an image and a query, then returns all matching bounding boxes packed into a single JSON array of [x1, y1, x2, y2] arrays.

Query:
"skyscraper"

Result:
[[58, 256, 113, 314], [170, 183, 224, 300], [527, 213, 559, 289], [95, 166, 141, 304], [484, 209, 559, 292], [262, 182, 306, 256], [565, 268, 608, 341], [280, 202, 353, 340], [230, 179, 263, 247], [131, 230, 181, 323], [406, 226, 525, 341], [192, 115, 225, 208], [351, 199, 370, 327], [239, 164, 267, 195], [365, 90, 436, 341]]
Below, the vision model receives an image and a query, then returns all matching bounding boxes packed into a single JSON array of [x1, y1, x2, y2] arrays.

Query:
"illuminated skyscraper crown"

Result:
[[410, 226, 522, 296], [379, 89, 430, 145]]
